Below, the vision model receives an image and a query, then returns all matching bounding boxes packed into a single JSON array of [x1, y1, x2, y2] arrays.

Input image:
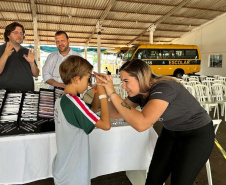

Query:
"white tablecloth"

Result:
[[0, 126, 158, 184]]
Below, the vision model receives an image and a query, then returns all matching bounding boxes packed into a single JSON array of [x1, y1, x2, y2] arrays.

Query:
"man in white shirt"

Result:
[[42, 31, 82, 89]]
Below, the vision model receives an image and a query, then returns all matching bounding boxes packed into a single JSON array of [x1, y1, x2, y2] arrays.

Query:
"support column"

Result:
[[96, 20, 102, 73], [149, 25, 156, 44], [84, 46, 88, 59], [31, 0, 40, 77]]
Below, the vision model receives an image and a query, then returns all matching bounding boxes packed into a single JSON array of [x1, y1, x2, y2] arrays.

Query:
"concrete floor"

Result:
[[24, 113, 226, 185]]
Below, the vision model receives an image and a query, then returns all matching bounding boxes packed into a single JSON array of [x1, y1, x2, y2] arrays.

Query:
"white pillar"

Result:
[[149, 25, 156, 44], [149, 31, 154, 44], [31, 0, 40, 77], [96, 20, 102, 73], [97, 32, 101, 73]]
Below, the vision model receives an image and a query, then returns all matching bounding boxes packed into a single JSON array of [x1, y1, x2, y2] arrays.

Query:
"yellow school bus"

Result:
[[102, 47, 129, 73], [122, 44, 201, 77]]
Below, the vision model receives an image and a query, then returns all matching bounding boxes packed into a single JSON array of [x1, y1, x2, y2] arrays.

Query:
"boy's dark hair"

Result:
[[4, 22, 25, 42], [60, 55, 93, 85], [55, 31, 69, 39]]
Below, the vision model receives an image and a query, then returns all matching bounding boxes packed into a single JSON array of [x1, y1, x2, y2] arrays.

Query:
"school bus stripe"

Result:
[[144, 60, 201, 65]]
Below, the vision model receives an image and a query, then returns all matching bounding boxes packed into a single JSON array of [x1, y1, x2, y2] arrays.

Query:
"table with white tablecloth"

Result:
[[0, 125, 158, 185]]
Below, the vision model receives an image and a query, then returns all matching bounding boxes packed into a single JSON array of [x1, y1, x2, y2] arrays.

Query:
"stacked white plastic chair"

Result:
[[112, 74, 121, 85], [184, 85, 196, 98], [206, 77, 215, 82], [194, 84, 219, 119], [213, 79, 224, 85], [199, 75, 207, 83], [189, 75, 199, 81], [212, 83, 226, 121], [34, 80, 48, 91], [219, 76, 226, 85], [188, 80, 201, 87], [202, 80, 214, 95], [114, 85, 128, 100], [182, 74, 189, 82], [213, 75, 221, 80]]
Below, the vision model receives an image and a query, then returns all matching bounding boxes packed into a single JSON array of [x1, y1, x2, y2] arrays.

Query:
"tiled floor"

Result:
[[24, 115, 226, 185]]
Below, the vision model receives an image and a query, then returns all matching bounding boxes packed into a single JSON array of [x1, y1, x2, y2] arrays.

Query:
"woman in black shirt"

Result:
[[96, 59, 214, 185]]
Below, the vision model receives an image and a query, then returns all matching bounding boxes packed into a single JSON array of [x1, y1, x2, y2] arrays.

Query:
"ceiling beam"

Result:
[[118, 0, 226, 13], [0, 9, 212, 21], [85, 0, 117, 45], [0, 31, 179, 39], [9, 39, 171, 45], [0, 10, 205, 27], [127, 0, 192, 45], [1, 0, 225, 13], [0, 18, 191, 33], [110, 10, 211, 20], [38, 34, 179, 39]]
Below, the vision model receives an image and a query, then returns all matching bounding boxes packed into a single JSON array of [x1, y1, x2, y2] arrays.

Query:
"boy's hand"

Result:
[[95, 73, 115, 97]]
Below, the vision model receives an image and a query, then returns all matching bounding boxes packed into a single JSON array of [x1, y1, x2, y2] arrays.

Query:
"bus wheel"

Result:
[[174, 70, 184, 78]]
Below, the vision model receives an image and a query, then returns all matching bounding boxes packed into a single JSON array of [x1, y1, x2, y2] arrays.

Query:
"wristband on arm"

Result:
[[99, 94, 107, 100], [108, 91, 116, 101]]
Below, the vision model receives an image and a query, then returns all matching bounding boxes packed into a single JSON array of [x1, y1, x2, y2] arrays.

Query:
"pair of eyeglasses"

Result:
[[11, 31, 25, 36], [88, 73, 96, 85]]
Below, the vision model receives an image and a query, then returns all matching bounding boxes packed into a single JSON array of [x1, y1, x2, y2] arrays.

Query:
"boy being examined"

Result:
[[52, 55, 111, 185]]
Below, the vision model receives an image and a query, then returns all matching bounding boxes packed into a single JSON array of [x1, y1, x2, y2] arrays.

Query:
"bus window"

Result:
[[135, 49, 147, 59], [185, 49, 198, 59], [123, 47, 137, 61], [120, 50, 128, 59], [175, 50, 185, 59], [162, 50, 175, 59], [146, 49, 162, 59]]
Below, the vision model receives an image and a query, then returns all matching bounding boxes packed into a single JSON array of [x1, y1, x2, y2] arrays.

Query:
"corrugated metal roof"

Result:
[[0, 0, 226, 47]]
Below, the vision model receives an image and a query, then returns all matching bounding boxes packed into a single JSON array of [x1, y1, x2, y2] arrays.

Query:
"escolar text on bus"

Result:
[[169, 60, 190, 65], [145, 60, 191, 65]]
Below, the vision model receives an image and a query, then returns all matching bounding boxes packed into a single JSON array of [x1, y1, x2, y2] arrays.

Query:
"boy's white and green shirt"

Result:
[[52, 94, 100, 185]]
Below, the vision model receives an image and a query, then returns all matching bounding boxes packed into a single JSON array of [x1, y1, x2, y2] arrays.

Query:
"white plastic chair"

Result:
[[34, 81, 48, 91], [194, 84, 219, 119], [213, 80, 224, 85], [112, 75, 121, 85], [202, 80, 214, 95], [219, 76, 226, 85], [206, 77, 215, 82], [213, 75, 221, 80], [199, 75, 207, 83], [184, 85, 196, 98], [204, 78, 215, 94], [114, 85, 128, 99], [212, 83, 226, 121], [182, 74, 189, 82], [205, 119, 222, 185], [188, 80, 201, 87], [213, 119, 222, 134], [189, 75, 200, 82]]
